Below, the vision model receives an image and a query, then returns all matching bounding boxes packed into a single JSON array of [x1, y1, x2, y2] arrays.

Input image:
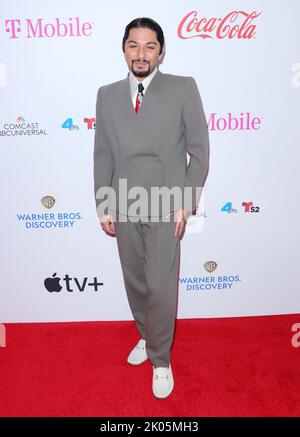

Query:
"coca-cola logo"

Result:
[[178, 10, 261, 40]]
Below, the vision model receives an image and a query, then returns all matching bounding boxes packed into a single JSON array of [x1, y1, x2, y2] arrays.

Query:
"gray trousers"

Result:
[[114, 217, 180, 368]]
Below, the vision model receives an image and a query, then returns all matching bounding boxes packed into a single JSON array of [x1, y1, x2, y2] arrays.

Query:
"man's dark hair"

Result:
[[122, 17, 165, 55]]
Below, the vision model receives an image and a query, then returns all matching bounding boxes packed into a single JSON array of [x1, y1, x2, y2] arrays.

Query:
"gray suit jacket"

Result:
[[94, 69, 209, 219]]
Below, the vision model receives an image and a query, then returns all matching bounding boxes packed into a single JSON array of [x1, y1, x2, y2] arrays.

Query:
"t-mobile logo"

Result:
[[4, 17, 93, 39]]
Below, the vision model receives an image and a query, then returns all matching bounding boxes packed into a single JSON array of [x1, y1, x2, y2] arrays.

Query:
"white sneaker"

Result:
[[127, 339, 148, 365], [152, 365, 174, 399]]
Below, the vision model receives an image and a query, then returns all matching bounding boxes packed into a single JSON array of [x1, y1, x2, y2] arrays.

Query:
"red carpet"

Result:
[[0, 315, 300, 417]]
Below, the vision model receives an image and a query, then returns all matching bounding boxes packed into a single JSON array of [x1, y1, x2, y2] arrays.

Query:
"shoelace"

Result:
[[135, 342, 145, 351], [154, 371, 169, 380]]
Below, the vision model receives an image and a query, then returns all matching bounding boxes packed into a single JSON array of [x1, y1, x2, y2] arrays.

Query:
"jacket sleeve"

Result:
[[93, 87, 114, 218], [182, 77, 210, 214]]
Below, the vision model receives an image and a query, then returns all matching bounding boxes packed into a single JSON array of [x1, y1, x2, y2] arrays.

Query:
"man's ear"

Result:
[[158, 47, 165, 61]]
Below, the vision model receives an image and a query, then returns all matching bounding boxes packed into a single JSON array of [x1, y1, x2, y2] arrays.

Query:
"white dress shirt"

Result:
[[129, 66, 158, 108]]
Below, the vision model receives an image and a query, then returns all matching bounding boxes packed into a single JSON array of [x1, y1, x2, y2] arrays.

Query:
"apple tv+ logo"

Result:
[[44, 273, 103, 292]]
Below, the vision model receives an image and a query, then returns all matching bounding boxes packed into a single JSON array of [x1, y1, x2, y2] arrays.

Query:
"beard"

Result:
[[131, 60, 152, 78]]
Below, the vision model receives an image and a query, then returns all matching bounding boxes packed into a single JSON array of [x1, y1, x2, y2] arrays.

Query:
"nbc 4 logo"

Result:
[[221, 201, 260, 214], [61, 118, 79, 131], [61, 118, 95, 131]]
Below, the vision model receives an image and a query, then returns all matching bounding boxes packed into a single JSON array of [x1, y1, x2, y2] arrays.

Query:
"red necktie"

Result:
[[135, 83, 144, 113]]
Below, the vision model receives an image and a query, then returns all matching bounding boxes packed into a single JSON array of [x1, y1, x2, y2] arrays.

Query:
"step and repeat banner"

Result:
[[1, 1, 299, 322]]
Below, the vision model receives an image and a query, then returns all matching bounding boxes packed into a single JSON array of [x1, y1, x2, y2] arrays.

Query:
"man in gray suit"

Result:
[[94, 17, 209, 398]]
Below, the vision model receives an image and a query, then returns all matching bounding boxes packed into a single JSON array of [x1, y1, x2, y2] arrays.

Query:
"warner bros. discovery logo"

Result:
[[16, 196, 83, 230], [179, 261, 242, 292], [44, 273, 103, 293]]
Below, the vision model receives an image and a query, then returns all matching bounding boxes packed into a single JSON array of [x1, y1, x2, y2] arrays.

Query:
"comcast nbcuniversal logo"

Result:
[[0, 116, 48, 137]]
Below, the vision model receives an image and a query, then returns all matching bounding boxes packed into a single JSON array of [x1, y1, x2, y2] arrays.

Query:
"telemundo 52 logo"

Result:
[[221, 201, 260, 214]]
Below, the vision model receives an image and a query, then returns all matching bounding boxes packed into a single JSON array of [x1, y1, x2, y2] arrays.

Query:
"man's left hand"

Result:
[[164, 209, 191, 239]]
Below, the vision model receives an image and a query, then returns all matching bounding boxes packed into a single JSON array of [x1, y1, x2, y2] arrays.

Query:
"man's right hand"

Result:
[[100, 214, 116, 236]]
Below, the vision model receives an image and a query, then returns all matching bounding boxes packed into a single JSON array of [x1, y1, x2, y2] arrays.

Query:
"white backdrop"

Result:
[[1, 0, 299, 322]]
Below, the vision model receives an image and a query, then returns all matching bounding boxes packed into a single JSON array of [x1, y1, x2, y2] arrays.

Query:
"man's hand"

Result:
[[100, 214, 115, 236], [164, 209, 191, 239]]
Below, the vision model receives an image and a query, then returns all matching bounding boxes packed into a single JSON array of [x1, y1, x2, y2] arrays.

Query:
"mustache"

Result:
[[132, 59, 150, 64]]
